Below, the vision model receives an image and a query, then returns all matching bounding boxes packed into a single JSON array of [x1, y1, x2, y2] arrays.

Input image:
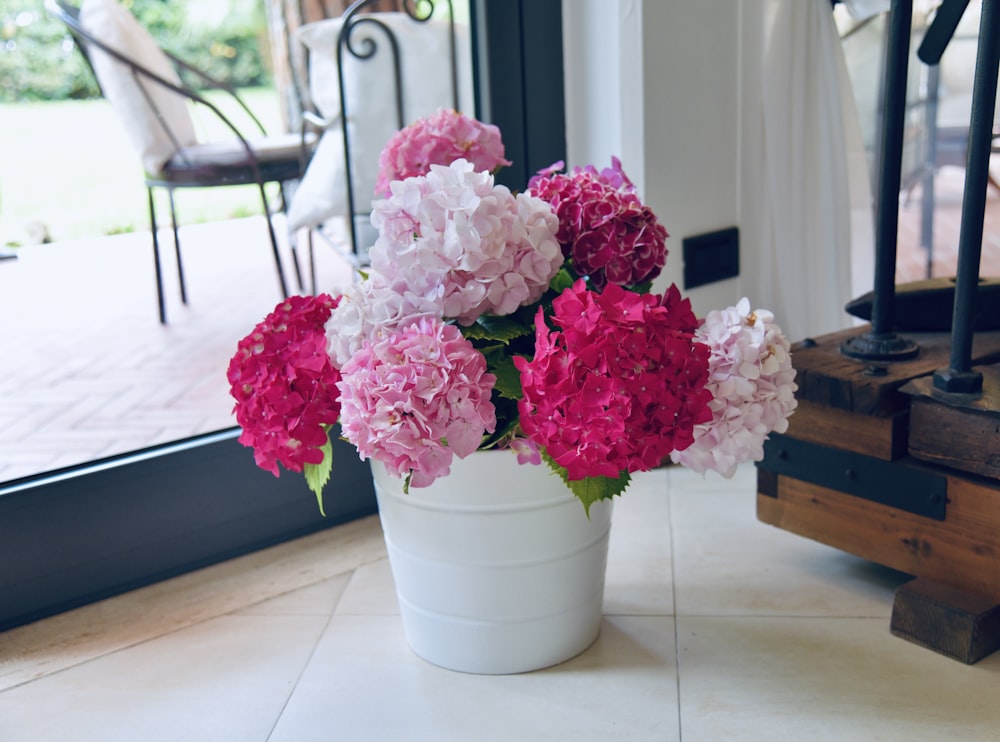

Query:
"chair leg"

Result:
[[308, 228, 317, 296], [167, 187, 187, 306], [147, 187, 167, 324], [280, 182, 306, 292], [258, 182, 289, 299]]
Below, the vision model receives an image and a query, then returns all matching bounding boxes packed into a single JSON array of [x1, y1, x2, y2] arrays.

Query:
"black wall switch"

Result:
[[682, 226, 739, 289]]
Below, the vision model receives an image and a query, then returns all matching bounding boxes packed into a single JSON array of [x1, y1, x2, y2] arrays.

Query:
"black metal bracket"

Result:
[[758, 434, 947, 520]]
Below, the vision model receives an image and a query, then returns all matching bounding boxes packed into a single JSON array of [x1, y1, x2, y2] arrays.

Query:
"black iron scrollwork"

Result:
[[334, 0, 459, 259]]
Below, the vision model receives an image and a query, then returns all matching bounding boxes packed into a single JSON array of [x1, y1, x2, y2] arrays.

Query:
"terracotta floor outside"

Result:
[[0, 216, 354, 483], [1, 165, 998, 484]]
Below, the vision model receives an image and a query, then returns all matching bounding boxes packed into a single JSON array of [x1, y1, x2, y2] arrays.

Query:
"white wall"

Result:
[[562, 0, 864, 340], [562, 0, 742, 317], [562, 0, 645, 193], [640, 0, 743, 316]]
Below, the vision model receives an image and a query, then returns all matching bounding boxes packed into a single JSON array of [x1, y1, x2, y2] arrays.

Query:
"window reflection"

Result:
[[0, 0, 471, 483]]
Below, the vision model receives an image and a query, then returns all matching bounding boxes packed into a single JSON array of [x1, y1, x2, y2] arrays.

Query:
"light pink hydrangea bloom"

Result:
[[325, 273, 444, 369], [370, 159, 562, 325], [670, 298, 798, 477], [337, 316, 497, 488]]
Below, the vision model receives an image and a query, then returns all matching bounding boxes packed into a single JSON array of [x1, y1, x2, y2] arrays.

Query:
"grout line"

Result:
[[265, 570, 353, 742]]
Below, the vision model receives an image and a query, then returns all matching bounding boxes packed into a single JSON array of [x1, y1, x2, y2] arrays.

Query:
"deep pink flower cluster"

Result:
[[527, 157, 668, 289], [228, 294, 342, 476], [337, 316, 497, 488], [375, 108, 512, 196], [515, 280, 712, 480]]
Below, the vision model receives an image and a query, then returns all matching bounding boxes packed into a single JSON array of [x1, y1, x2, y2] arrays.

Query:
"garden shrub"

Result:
[[0, 0, 270, 103]]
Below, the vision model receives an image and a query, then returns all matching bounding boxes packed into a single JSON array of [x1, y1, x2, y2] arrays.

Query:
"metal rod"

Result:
[[841, 0, 919, 361], [869, 0, 911, 336], [933, 0, 999, 394]]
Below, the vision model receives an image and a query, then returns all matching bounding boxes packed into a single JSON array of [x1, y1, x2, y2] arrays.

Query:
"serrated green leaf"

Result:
[[461, 314, 533, 343], [489, 353, 523, 399], [542, 450, 630, 516], [549, 266, 576, 294], [303, 431, 333, 517]]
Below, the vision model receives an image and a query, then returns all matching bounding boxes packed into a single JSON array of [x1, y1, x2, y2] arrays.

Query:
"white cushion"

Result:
[[80, 0, 198, 174], [287, 13, 474, 231], [170, 131, 316, 169]]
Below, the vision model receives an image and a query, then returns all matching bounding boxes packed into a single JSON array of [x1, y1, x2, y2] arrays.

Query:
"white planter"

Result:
[[371, 450, 614, 674]]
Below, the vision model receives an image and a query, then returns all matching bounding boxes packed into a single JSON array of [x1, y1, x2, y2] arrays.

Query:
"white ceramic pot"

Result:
[[371, 449, 614, 674]]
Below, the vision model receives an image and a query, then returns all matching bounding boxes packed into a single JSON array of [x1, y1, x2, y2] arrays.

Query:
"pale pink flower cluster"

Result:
[[336, 316, 497, 488], [375, 108, 511, 197], [671, 298, 798, 477], [370, 159, 562, 325], [325, 273, 443, 369]]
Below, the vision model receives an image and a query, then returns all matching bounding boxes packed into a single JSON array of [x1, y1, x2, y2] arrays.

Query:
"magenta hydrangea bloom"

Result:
[[227, 294, 342, 476], [515, 279, 712, 480], [670, 299, 798, 477], [375, 108, 512, 196], [527, 157, 668, 290], [337, 316, 497, 488]]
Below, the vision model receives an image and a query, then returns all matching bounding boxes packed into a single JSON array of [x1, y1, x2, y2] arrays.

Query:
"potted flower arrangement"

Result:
[[227, 108, 797, 673]]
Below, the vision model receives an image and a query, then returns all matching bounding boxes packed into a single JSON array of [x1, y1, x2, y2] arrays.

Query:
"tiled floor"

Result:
[[1, 463, 998, 741]]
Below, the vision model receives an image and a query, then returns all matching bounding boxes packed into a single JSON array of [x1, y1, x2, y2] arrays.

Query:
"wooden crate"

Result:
[[757, 325, 1000, 662], [903, 364, 1000, 481]]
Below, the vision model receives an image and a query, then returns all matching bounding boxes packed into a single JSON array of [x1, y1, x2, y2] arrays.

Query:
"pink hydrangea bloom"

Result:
[[227, 294, 342, 476], [370, 159, 562, 325], [337, 316, 497, 488], [515, 279, 712, 480], [509, 438, 542, 466], [375, 108, 512, 196], [671, 298, 798, 477], [527, 157, 667, 290], [325, 272, 444, 369]]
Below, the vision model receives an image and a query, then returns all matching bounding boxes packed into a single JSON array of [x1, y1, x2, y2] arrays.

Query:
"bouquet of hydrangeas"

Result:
[[228, 108, 797, 514]]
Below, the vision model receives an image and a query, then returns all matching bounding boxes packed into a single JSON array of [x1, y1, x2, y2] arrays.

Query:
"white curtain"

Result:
[[741, 0, 874, 342]]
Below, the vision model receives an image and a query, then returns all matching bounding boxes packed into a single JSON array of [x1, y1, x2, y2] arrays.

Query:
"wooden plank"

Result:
[[904, 365, 1000, 481], [890, 578, 1000, 664], [786, 399, 908, 460], [756, 471, 1000, 602], [790, 326, 1000, 416]]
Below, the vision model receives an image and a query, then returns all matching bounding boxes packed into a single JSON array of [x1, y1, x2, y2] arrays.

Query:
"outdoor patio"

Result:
[[1, 163, 998, 485], [0, 216, 355, 483]]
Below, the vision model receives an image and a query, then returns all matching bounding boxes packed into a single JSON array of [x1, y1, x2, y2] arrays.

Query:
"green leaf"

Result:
[[461, 314, 532, 343], [549, 266, 576, 294], [487, 352, 523, 399], [542, 451, 631, 517], [303, 431, 334, 517]]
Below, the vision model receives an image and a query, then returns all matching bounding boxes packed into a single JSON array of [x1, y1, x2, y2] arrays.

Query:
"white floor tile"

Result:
[[604, 468, 673, 616], [269, 614, 679, 742], [677, 615, 1000, 741], [0, 516, 385, 690], [333, 557, 401, 615], [0, 613, 330, 742], [2, 460, 996, 740], [670, 468, 911, 617], [234, 573, 353, 616]]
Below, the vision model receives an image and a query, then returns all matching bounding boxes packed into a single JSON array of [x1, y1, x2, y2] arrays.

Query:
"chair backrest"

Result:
[[48, 0, 198, 175], [290, 0, 473, 249]]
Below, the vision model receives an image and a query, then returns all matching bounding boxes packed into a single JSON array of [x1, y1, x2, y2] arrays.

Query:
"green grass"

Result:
[[0, 87, 284, 245]]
